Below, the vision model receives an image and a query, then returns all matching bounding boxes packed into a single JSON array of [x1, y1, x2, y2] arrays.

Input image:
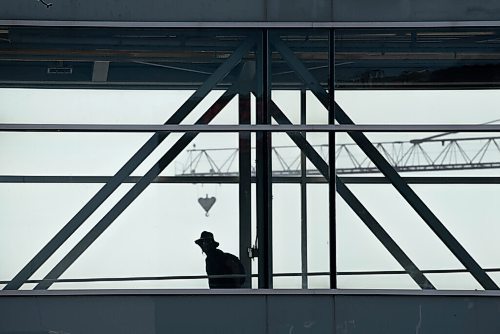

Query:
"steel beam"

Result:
[[328, 29, 337, 289], [270, 33, 498, 290], [4, 124, 500, 132], [300, 89, 308, 289], [335, 180, 436, 289], [34, 87, 239, 290], [340, 176, 500, 184], [4, 20, 500, 28], [4, 175, 500, 184], [239, 92, 252, 288], [270, 102, 435, 290], [3, 36, 255, 290], [256, 30, 273, 289]]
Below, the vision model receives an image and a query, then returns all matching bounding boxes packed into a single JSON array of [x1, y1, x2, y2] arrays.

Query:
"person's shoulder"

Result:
[[212, 249, 226, 257], [222, 252, 245, 274], [223, 252, 240, 260], [223, 252, 244, 267]]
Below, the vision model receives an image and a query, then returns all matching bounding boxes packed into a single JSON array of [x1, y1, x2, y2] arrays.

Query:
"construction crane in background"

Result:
[[175, 133, 500, 176]]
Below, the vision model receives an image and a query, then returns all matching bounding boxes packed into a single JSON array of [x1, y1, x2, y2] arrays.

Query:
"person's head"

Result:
[[195, 231, 219, 253]]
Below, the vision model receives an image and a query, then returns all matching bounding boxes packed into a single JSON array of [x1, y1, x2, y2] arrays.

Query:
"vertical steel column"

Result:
[[328, 29, 337, 289], [300, 89, 308, 289], [239, 92, 252, 288], [256, 29, 273, 289]]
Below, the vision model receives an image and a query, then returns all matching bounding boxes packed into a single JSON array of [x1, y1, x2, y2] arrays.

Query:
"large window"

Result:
[[1, 27, 500, 290]]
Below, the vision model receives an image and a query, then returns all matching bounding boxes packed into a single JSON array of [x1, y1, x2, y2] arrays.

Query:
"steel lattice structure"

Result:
[[176, 135, 500, 176]]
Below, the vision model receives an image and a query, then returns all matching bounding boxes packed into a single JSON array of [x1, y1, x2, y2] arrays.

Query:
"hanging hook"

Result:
[[198, 194, 216, 217]]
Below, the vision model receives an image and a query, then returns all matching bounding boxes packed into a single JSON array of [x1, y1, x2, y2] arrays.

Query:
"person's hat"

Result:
[[195, 231, 219, 247]]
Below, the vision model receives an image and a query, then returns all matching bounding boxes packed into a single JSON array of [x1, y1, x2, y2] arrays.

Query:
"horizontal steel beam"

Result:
[[3, 20, 500, 28], [2, 124, 500, 132], [3, 176, 500, 184]]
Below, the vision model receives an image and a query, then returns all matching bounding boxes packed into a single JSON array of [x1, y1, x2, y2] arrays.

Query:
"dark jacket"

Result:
[[205, 249, 245, 288]]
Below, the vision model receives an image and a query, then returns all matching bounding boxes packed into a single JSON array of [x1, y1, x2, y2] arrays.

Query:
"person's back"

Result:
[[195, 231, 246, 289]]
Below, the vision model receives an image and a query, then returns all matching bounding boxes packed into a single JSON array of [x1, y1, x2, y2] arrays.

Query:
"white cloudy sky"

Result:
[[1, 88, 500, 290]]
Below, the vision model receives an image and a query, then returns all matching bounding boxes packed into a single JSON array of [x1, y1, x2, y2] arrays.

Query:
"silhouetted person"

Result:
[[195, 231, 246, 288]]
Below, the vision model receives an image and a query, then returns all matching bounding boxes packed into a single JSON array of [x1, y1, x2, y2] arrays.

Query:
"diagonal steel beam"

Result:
[[270, 34, 498, 290], [34, 87, 240, 290], [270, 102, 435, 289], [4, 37, 256, 290], [334, 180, 436, 289]]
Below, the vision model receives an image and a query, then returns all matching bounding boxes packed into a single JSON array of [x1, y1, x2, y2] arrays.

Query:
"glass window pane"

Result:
[[273, 184, 301, 275], [307, 185, 329, 275], [338, 274, 419, 290], [335, 28, 500, 124], [426, 273, 483, 290]]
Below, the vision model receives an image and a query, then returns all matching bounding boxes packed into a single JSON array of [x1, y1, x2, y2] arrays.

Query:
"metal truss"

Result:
[[269, 101, 435, 289], [269, 32, 498, 290], [3, 35, 257, 290], [3, 28, 499, 292], [174, 135, 500, 176]]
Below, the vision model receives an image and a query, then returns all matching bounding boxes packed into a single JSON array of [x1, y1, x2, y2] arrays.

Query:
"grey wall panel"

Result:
[[3, 0, 500, 23], [1, 292, 500, 334], [266, 0, 332, 22], [0, 0, 265, 22], [335, 295, 500, 334], [155, 295, 266, 334], [0, 294, 266, 334], [0, 296, 156, 334], [333, 0, 500, 22], [267, 295, 334, 333]]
